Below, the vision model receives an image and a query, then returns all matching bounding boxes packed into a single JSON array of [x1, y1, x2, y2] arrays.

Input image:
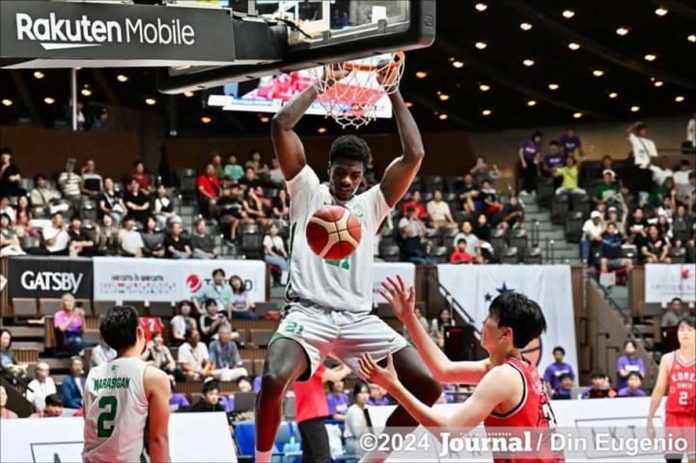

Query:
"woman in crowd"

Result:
[[170, 300, 197, 346], [0, 213, 25, 257], [243, 188, 272, 227], [616, 340, 645, 391], [343, 383, 371, 458], [98, 177, 126, 225], [0, 329, 27, 384], [326, 380, 350, 421], [142, 332, 180, 382], [132, 160, 152, 194], [95, 214, 120, 256], [141, 215, 165, 258], [14, 196, 32, 237], [271, 188, 290, 227], [641, 224, 671, 264], [152, 184, 178, 228], [246, 150, 269, 177], [429, 308, 453, 349], [263, 223, 289, 285], [0, 385, 18, 419], [229, 275, 257, 320]]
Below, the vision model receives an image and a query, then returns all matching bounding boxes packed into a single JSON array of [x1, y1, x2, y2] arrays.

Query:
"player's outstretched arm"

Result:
[[647, 352, 670, 433], [379, 89, 425, 207], [381, 275, 491, 385], [144, 367, 172, 463]]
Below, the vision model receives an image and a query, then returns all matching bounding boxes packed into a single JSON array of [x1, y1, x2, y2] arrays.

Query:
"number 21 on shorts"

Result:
[[284, 321, 304, 337]]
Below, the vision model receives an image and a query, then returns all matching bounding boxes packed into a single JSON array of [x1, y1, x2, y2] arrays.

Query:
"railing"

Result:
[[590, 277, 647, 343], [431, 273, 481, 336]]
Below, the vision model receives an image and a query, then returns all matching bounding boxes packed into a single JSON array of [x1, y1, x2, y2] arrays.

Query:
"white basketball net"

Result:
[[309, 52, 405, 129]]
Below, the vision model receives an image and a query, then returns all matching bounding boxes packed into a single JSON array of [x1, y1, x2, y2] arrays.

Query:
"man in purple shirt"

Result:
[[325, 380, 349, 420], [617, 371, 646, 397], [616, 340, 645, 390], [542, 141, 567, 179], [543, 346, 575, 395], [518, 131, 542, 195], [559, 127, 583, 157]]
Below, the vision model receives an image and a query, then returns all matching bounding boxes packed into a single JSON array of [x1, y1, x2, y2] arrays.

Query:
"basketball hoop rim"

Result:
[[343, 51, 405, 72]]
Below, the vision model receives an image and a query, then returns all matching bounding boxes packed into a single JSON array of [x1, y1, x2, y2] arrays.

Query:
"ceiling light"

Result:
[[527, 100, 537, 107], [201, 116, 212, 124], [630, 106, 640, 112], [184, 91, 195, 98], [438, 113, 449, 120], [644, 54, 657, 62], [452, 60, 464, 68], [479, 84, 491, 92], [80, 88, 92, 97], [592, 69, 605, 77], [260, 116, 270, 123], [689, 34, 696, 43], [439, 94, 450, 101], [482, 109, 492, 116], [562, 10, 575, 19], [523, 59, 535, 67], [33, 71, 45, 79], [2, 99, 13, 107], [43, 97, 55, 105], [568, 42, 581, 50], [116, 74, 128, 82], [573, 112, 583, 119], [475, 41, 487, 50], [655, 7, 668, 16], [520, 22, 533, 31], [548, 83, 560, 90], [608, 92, 618, 99], [675, 96, 685, 103], [616, 27, 629, 36], [145, 98, 156, 106], [654, 80, 664, 87], [405, 101, 413, 108], [415, 71, 428, 79], [317, 127, 327, 134], [475, 3, 488, 12]]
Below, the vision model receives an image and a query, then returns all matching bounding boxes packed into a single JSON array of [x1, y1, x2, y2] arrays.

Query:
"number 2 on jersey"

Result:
[[678, 391, 688, 406], [97, 396, 118, 438]]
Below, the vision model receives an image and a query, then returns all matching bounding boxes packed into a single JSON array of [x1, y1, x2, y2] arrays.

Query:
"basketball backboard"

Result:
[[158, 0, 435, 93]]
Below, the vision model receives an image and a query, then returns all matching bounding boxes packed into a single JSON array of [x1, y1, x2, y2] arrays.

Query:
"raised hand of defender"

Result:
[[380, 275, 416, 322], [358, 353, 398, 391]]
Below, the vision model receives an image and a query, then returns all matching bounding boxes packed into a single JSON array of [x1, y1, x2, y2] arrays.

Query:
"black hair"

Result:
[[229, 275, 245, 294], [590, 369, 606, 379], [202, 379, 219, 395], [235, 376, 251, 387], [677, 314, 695, 329], [558, 372, 573, 382], [626, 371, 643, 381], [33, 173, 45, 183], [531, 131, 542, 140], [144, 216, 158, 231], [327, 380, 343, 392], [549, 140, 560, 147], [328, 135, 371, 166], [670, 297, 683, 306], [406, 206, 416, 214], [0, 213, 11, 226], [212, 268, 226, 278], [623, 339, 637, 349], [553, 346, 566, 356], [45, 393, 63, 408], [99, 305, 140, 352], [353, 381, 369, 399], [204, 298, 217, 310], [186, 328, 199, 342], [635, 123, 647, 132], [488, 292, 547, 348], [1, 147, 13, 156], [0, 328, 12, 349], [456, 238, 467, 246], [133, 159, 144, 167]]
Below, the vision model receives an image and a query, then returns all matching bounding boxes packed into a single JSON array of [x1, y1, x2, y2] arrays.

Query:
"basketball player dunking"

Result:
[[359, 276, 563, 463], [648, 315, 696, 463], [83, 306, 171, 463], [255, 67, 441, 462]]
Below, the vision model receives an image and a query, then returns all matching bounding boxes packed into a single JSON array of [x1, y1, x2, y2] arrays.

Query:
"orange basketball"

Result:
[[521, 337, 542, 367], [306, 205, 362, 260]]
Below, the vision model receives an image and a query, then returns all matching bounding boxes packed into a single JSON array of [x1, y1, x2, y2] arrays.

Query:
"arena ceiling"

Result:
[[0, 0, 694, 135]]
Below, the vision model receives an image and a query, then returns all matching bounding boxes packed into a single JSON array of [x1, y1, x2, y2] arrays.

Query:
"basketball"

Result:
[[305, 205, 362, 260]]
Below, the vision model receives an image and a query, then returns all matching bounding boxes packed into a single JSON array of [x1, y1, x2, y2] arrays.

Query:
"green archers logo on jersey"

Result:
[[325, 259, 350, 270]]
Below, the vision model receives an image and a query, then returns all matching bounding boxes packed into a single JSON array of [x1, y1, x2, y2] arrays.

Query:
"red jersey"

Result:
[[196, 174, 221, 200], [665, 351, 696, 417], [293, 364, 328, 423], [139, 317, 164, 343], [484, 357, 563, 463]]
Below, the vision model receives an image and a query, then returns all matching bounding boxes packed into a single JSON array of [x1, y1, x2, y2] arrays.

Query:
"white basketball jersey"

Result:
[[83, 357, 149, 463], [285, 165, 391, 313]]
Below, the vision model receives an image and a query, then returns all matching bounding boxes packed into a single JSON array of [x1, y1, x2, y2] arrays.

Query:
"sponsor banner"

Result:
[[0, 412, 236, 463], [373, 262, 416, 304], [645, 264, 696, 304], [0, 1, 235, 62], [437, 264, 578, 376], [93, 257, 266, 302], [7, 256, 92, 299]]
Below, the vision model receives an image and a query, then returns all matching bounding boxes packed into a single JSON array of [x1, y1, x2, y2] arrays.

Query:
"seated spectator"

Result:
[[616, 340, 645, 390], [263, 223, 289, 284], [268, 157, 285, 187], [170, 300, 197, 346], [123, 177, 151, 226], [271, 188, 290, 225], [582, 369, 617, 399], [326, 379, 350, 420], [479, 179, 502, 217], [543, 346, 575, 397], [67, 216, 95, 257], [650, 156, 674, 186], [551, 373, 574, 400], [95, 215, 120, 256], [178, 328, 212, 381], [581, 211, 604, 265], [368, 383, 391, 406], [627, 207, 649, 247], [673, 159, 692, 200], [458, 173, 479, 215], [599, 222, 633, 274], [641, 224, 671, 263], [0, 196, 14, 223], [401, 224, 433, 265], [57, 158, 82, 206], [217, 184, 247, 241], [209, 325, 247, 382], [30, 174, 61, 210], [152, 184, 178, 228], [53, 293, 95, 356], [0, 385, 17, 419], [199, 299, 231, 344], [191, 379, 225, 412], [164, 220, 192, 259], [474, 212, 492, 243], [243, 187, 271, 226], [672, 204, 694, 247], [559, 127, 584, 158], [225, 376, 255, 415], [118, 216, 144, 257], [191, 218, 218, 259], [42, 211, 70, 255], [141, 216, 165, 258], [450, 238, 473, 264], [229, 275, 257, 320], [224, 152, 244, 182], [452, 220, 484, 264], [554, 155, 586, 196], [593, 170, 620, 209], [0, 147, 22, 198], [14, 195, 32, 235], [31, 393, 64, 418], [518, 131, 542, 196], [398, 207, 428, 240], [90, 337, 116, 367], [344, 383, 371, 457], [402, 191, 427, 220], [0, 329, 27, 384], [61, 356, 85, 409], [194, 269, 233, 316], [661, 298, 684, 328], [239, 166, 260, 190], [80, 159, 103, 197], [246, 150, 270, 177], [142, 332, 178, 381], [470, 156, 500, 184], [169, 382, 190, 412], [606, 206, 627, 235], [131, 160, 151, 194], [197, 163, 220, 220], [541, 141, 567, 177], [0, 213, 25, 257], [617, 371, 646, 397], [499, 195, 524, 231], [210, 151, 224, 179], [430, 308, 452, 349], [25, 361, 56, 411], [401, 307, 429, 344], [427, 190, 457, 228], [98, 177, 127, 225]]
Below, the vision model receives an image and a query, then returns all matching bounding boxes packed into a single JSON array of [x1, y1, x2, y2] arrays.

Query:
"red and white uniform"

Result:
[[484, 357, 564, 463], [665, 351, 695, 454]]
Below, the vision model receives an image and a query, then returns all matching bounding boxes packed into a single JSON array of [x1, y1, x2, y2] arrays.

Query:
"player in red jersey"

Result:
[[359, 276, 563, 462], [648, 315, 695, 463]]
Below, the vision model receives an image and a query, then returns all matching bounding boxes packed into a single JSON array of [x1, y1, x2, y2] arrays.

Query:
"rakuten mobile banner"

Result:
[[7, 256, 93, 299]]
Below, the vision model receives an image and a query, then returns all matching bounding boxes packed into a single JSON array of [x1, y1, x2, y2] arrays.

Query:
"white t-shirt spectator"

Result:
[[649, 165, 674, 186], [178, 342, 209, 371], [426, 200, 452, 223], [628, 133, 658, 168], [42, 225, 70, 253], [0, 206, 16, 223], [58, 172, 82, 197], [398, 217, 426, 238], [673, 169, 692, 187], [344, 404, 369, 439], [582, 219, 604, 240], [25, 377, 57, 411], [263, 235, 286, 256], [687, 117, 695, 148], [118, 228, 144, 255]]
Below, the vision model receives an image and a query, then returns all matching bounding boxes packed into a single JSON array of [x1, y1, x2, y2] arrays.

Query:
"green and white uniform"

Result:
[[83, 357, 149, 463], [275, 165, 408, 378]]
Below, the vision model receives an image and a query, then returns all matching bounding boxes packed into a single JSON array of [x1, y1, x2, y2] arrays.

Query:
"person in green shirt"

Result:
[[593, 169, 620, 208], [193, 268, 234, 317], [554, 155, 586, 196], [223, 153, 245, 182]]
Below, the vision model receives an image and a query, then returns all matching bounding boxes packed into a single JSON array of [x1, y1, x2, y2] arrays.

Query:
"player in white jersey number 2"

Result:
[[255, 66, 441, 462], [83, 306, 171, 463]]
